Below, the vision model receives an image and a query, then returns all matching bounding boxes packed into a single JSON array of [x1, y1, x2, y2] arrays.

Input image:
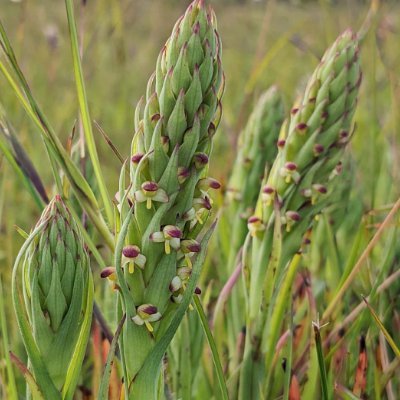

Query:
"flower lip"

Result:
[[178, 167, 190, 182], [141, 305, 158, 315], [194, 152, 209, 167], [286, 211, 301, 221], [100, 266, 116, 279], [262, 186, 274, 194], [296, 123, 308, 131], [277, 139, 286, 148], [313, 184, 327, 194], [164, 225, 183, 239], [122, 245, 140, 258], [248, 216, 261, 224], [131, 153, 144, 164], [198, 178, 221, 190], [142, 181, 158, 192], [151, 113, 161, 122], [209, 179, 221, 190], [285, 162, 297, 171], [313, 144, 324, 154], [182, 239, 201, 253]]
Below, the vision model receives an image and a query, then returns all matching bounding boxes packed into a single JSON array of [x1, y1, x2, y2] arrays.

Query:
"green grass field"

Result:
[[1, 0, 400, 399]]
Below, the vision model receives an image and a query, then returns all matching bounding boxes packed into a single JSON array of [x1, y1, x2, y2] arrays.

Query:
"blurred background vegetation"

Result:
[[0, 0, 399, 385]]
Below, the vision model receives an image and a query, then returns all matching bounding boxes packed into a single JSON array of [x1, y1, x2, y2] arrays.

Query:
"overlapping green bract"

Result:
[[240, 30, 362, 400], [22, 195, 92, 390], [114, 0, 223, 392]]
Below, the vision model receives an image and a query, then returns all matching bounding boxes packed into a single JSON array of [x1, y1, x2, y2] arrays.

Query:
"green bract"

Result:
[[12, 195, 93, 399], [113, 0, 223, 397]]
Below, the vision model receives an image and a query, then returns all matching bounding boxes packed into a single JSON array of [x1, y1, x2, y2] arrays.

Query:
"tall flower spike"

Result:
[[13, 195, 93, 397], [239, 30, 362, 400], [116, 1, 223, 396]]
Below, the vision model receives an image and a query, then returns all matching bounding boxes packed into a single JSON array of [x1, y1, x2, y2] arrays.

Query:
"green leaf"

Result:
[[363, 297, 400, 359], [64, 0, 113, 226], [0, 277, 18, 400], [98, 314, 126, 400], [193, 296, 229, 400]]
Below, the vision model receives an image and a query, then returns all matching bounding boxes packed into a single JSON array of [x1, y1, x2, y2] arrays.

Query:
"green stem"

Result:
[[193, 295, 229, 400], [313, 322, 329, 400], [0, 277, 18, 399], [98, 314, 126, 400], [65, 0, 113, 226]]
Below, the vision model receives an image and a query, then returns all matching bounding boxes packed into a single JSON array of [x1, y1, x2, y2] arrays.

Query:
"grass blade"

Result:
[[9, 352, 45, 400], [65, 0, 113, 225], [98, 314, 126, 400], [0, 277, 18, 400], [193, 295, 229, 400], [323, 197, 400, 321], [313, 319, 329, 400], [363, 297, 400, 359]]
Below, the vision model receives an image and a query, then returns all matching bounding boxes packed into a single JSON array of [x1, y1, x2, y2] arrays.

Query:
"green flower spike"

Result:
[[113, 1, 224, 398], [12, 195, 93, 400], [239, 29, 362, 400]]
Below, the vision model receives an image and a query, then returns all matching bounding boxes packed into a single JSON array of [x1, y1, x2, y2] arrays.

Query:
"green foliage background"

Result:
[[0, 0, 400, 398]]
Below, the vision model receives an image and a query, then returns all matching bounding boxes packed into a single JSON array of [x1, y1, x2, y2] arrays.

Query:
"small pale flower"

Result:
[[311, 184, 327, 204], [177, 266, 192, 287], [197, 177, 221, 193], [178, 167, 190, 184], [131, 152, 145, 165], [150, 225, 182, 254], [100, 266, 117, 281], [313, 144, 324, 157], [295, 123, 308, 135], [179, 239, 201, 267], [131, 304, 162, 332], [247, 216, 265, 238], [261, 185, 275, 206], [183, 195, 212, 229], [282, 211, 301, 232], [100, 266, 118, 290], [169, 276, 182, 292], [280, 162, 300, 184], [171, 292, 183, 304], [134, 181, 168, 209], [193, 196, 212, 225], [193, 152, 209, 169], [122, 245, 146, 273], [161, 135, 170, 153]]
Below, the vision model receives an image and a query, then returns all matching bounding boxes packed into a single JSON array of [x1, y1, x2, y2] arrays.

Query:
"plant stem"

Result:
[[65, 0, 113, 226], [194, 295, 229, 400]]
